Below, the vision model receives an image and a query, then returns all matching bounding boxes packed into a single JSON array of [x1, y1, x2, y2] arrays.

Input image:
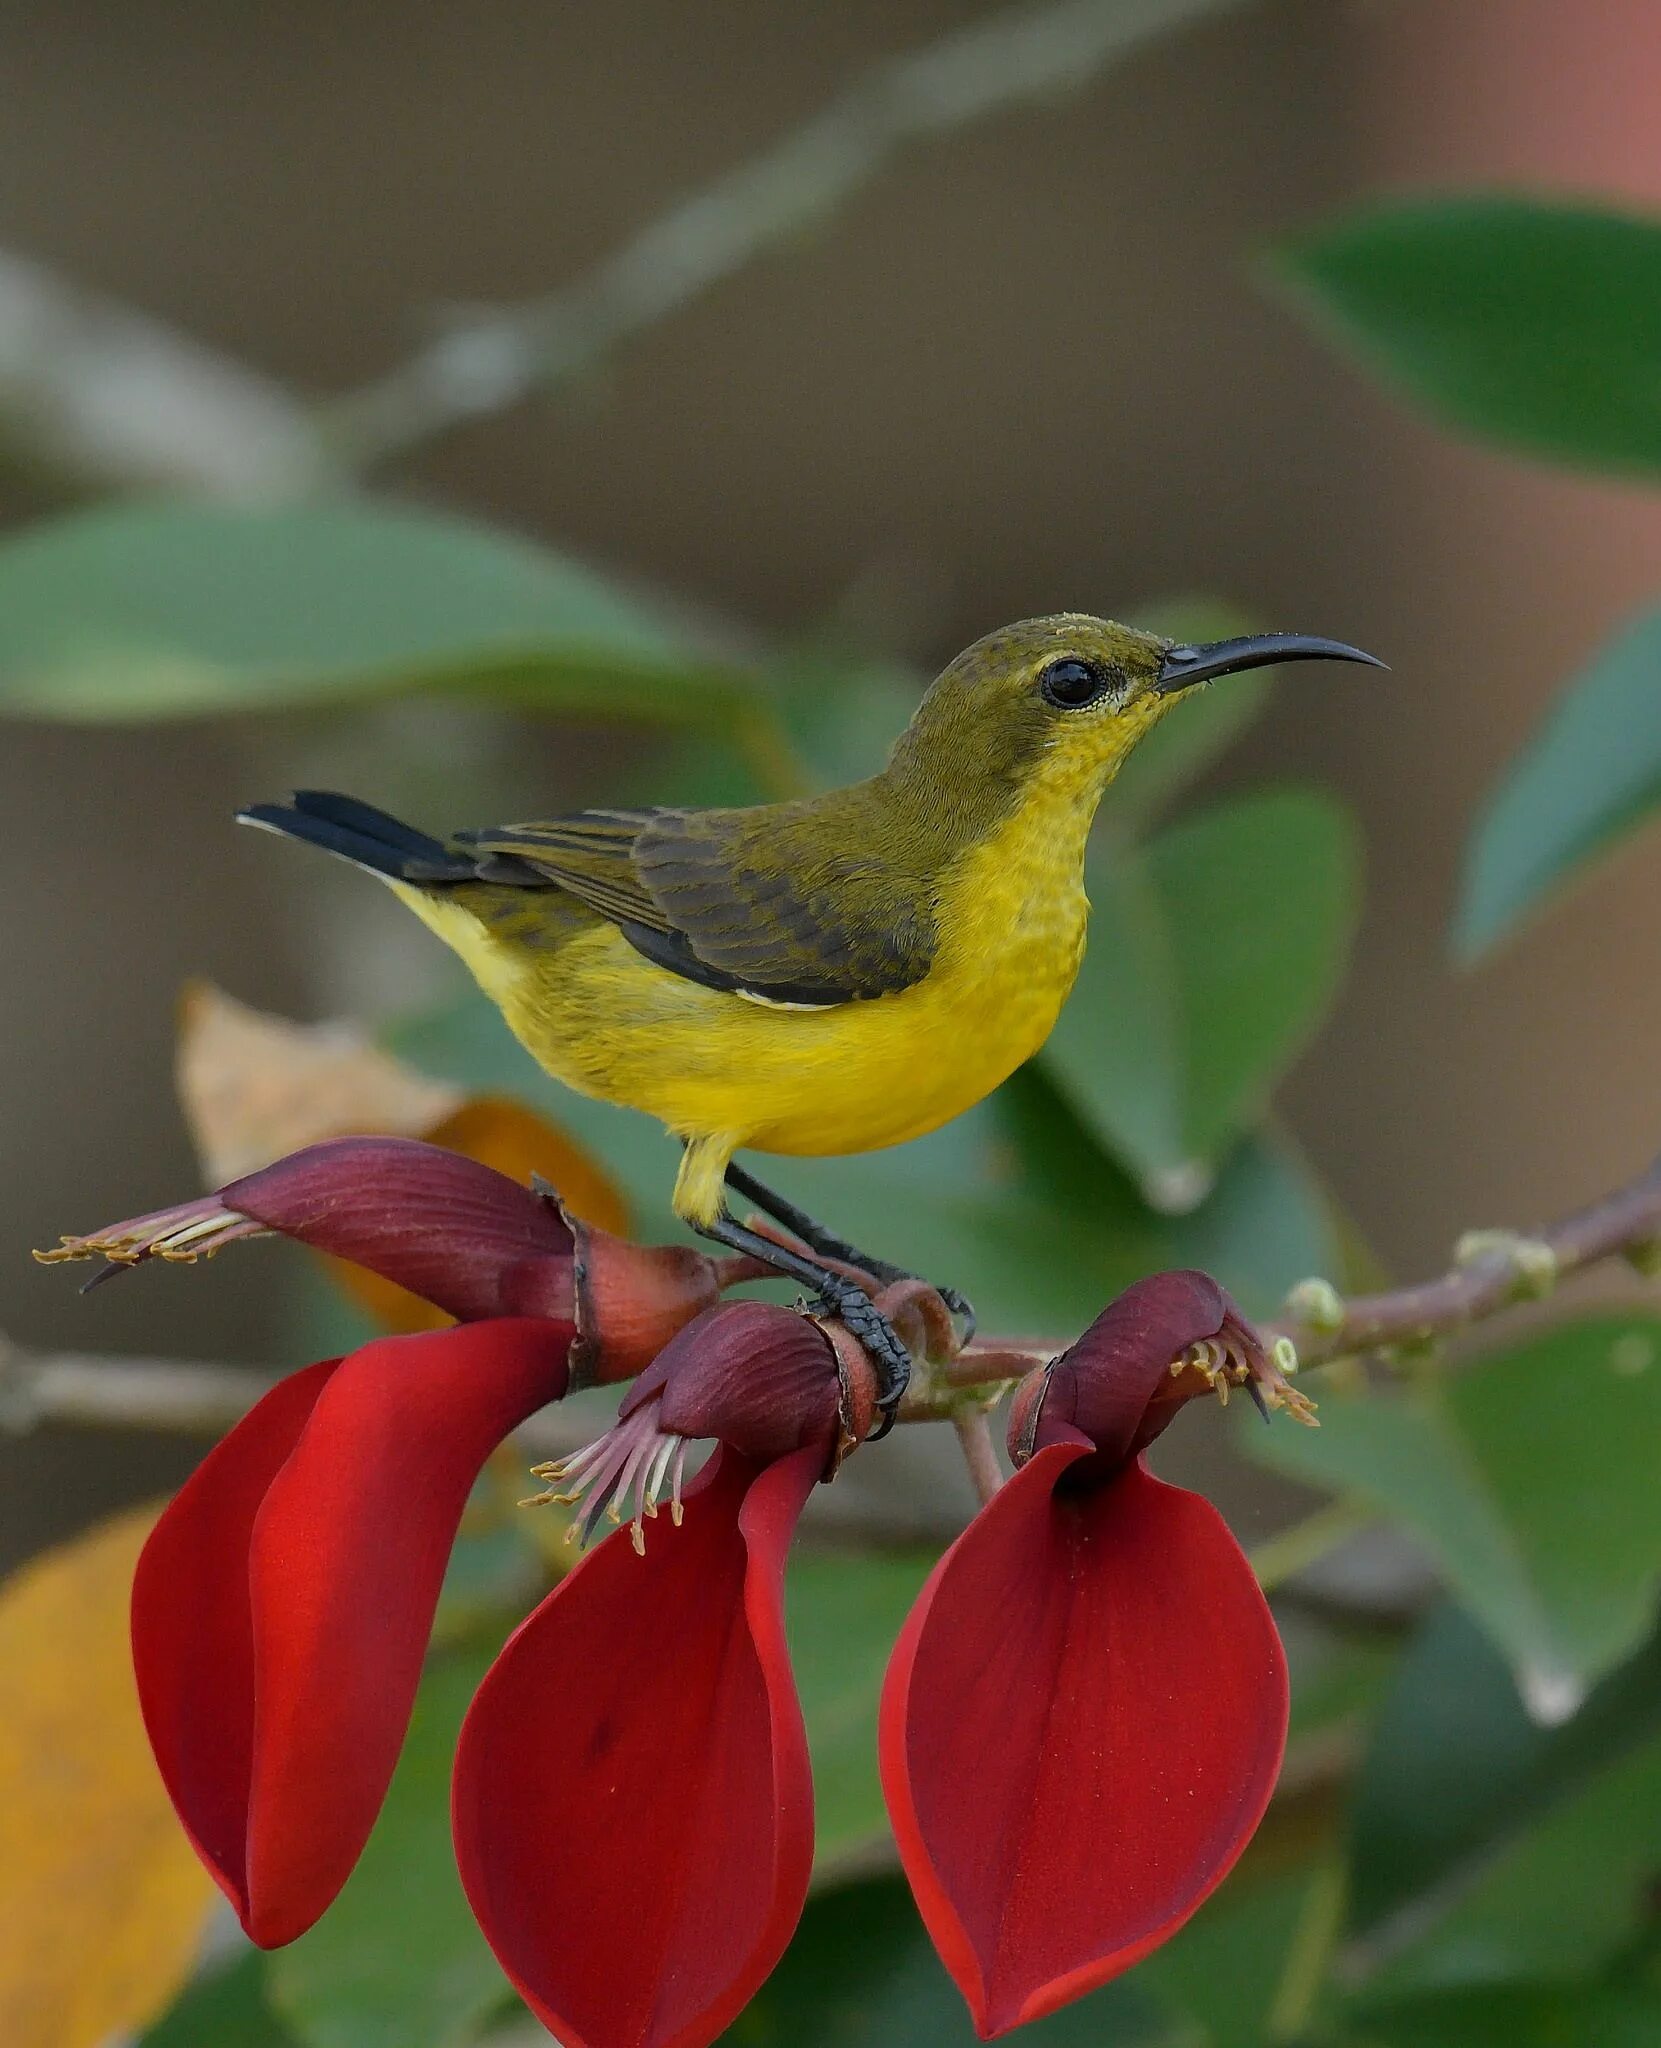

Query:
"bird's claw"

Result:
[[816, 1283, 912, 1437], [934, 1283, 977, 1343]]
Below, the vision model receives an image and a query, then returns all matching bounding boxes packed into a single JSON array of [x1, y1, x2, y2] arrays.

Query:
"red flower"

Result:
[[136, 1316, 573, 1947], [57, 1138, 718, 1950], [453, 1300, 876, 2048], [39, 1134, 721, 1382], [880, 1271, 1306, 2038], [49, 1125, 1311, 2048]]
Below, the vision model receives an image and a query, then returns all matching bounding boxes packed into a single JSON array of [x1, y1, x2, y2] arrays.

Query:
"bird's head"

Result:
[[893, 614, 1383, 809]]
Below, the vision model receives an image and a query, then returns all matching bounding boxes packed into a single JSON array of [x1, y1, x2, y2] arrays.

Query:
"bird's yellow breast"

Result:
[[414, 736, 1103, 1202]]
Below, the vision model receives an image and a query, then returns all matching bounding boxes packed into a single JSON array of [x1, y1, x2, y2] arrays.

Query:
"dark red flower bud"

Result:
[[38, 1136, 720, 1384], [528, 1300, 874, 1552], [627, 1301, 841, 1458], [1009, 1269, 1313, 1474]]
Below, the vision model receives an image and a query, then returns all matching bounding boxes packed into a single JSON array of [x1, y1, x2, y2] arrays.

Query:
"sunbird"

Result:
[[243, 615, 1379, 1415]]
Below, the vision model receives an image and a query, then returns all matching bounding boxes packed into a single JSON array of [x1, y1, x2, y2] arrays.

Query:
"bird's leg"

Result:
[[690, 1209, 913, 1430], [723, 1161, 976, 1340]]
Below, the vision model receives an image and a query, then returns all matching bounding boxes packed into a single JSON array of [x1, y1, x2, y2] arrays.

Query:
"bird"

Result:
[[241, 614, 1381, 1419]]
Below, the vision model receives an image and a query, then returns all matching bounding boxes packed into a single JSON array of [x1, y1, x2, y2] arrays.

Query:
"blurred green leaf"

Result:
[[1137, 1867, 1319, 2048], [1347, 1609, 1661, 1998], [1042, 788, 1361, 1207], [269, 1641, 507, 2048], [1347, 1604, 1550, 1934], [1456, 607, 1661, 959], [0, 500, 747, 723], [769, 651, 919, 790], [1275, 194, 1661, 477], [1341, 1981, 1661, 2048], [1283, 1616, 1396, 1749], [1168, 1126, 1337, 1318], [140, 1952, 300, 2048], [788, 1549, 934, 1871], [1252, 1315, 1661, 1701], [727, 1875, 1176, 2047]]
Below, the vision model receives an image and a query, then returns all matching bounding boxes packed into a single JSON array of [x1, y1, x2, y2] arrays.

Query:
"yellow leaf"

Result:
[[0, 1504, 215, 2048]]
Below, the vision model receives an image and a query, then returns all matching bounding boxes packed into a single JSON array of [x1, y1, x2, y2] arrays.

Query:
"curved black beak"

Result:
[[1156, 632, 1387, 696]]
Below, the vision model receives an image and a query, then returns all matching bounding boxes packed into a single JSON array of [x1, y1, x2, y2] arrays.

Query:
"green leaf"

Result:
[[1346, 1608, 1661, 1996], [1136, 1867, 1320, 2048], [1042, 787, 1361, 1206], [1343, 1981, 1661, 2048], [1347, 1604, 1550, 1933], [269, 1642, 508, 2048], [1456, 606, 1661, 958], [1274, 194, 1661, 478], [727, 1875, 1176, 2047], [140, 1953, 301, 2048], [788, 1550, 935, 1871], [1250, 1315, 1661, 1700], [0, 500, 745, 723]]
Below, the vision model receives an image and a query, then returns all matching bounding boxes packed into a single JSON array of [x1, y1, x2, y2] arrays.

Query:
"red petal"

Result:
[[880, 1446, 1286, 2038], [453, 1443, 821, 2048], [133, 1318, 572, 1947]]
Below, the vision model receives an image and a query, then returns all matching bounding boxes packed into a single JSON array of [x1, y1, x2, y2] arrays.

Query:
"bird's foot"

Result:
[[933, 1282, 977, 1344], [814, 1279, 912, 1434]]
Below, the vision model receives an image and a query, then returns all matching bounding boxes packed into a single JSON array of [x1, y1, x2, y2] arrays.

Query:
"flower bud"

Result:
[[529, 1301, 853, 1552], [626, 1302, 841, 1463], [38, 1136, 721, 1384], [1008, 1269, 1314, 1473]]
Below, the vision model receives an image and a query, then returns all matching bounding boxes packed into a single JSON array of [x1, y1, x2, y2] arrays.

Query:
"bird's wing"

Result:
[[457, 809, 676, 932], [457, 804, 935, 1006]]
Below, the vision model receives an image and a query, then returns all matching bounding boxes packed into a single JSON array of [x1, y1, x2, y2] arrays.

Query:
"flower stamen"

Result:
[[1173, 1329, 1317, 1427], [524, 1399, 696, 1551], [34, 1197, 269, 1278]]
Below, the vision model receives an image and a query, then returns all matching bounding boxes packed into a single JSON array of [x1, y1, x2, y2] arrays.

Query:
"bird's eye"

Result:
[[1038, 657, 1108, 709]]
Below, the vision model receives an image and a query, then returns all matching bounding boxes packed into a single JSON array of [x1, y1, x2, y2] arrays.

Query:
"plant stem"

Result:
[[952, 1409, 1005, 1507]]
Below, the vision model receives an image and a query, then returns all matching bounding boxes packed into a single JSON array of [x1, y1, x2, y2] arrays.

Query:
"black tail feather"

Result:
[[237, 791, 476, 883]]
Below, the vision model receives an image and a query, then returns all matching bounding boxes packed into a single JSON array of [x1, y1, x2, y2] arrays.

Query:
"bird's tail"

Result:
[[237, 790, 477, 884]]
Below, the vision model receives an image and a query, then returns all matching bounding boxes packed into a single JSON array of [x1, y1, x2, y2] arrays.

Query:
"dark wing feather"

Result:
[[458, 800, 935, 1005], [456, 810, 675, 933]]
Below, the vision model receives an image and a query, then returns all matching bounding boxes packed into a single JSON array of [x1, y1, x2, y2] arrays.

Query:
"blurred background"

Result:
[[6, 2, 1661, 2044]]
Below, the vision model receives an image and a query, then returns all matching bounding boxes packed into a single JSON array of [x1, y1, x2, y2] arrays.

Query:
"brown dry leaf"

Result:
[[178, 983, 633, 1332], [177, 980, 463, 1184], [0, 1504, 216, 2048]]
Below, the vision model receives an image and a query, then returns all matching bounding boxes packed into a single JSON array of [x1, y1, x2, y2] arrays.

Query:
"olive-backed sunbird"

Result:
[[242, 614, 1380, 1413]]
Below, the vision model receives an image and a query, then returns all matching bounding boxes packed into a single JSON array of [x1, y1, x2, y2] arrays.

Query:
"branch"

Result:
[[321, 0, 1243, 472], [17, 1152, 1661, 1445], [936, 1153, 1661, 1393], [0, 250, 330, 497], [0, 1337, 588, 1457], [1270, 1154, 1661, 1370], [0, 1, 1242, 495]]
